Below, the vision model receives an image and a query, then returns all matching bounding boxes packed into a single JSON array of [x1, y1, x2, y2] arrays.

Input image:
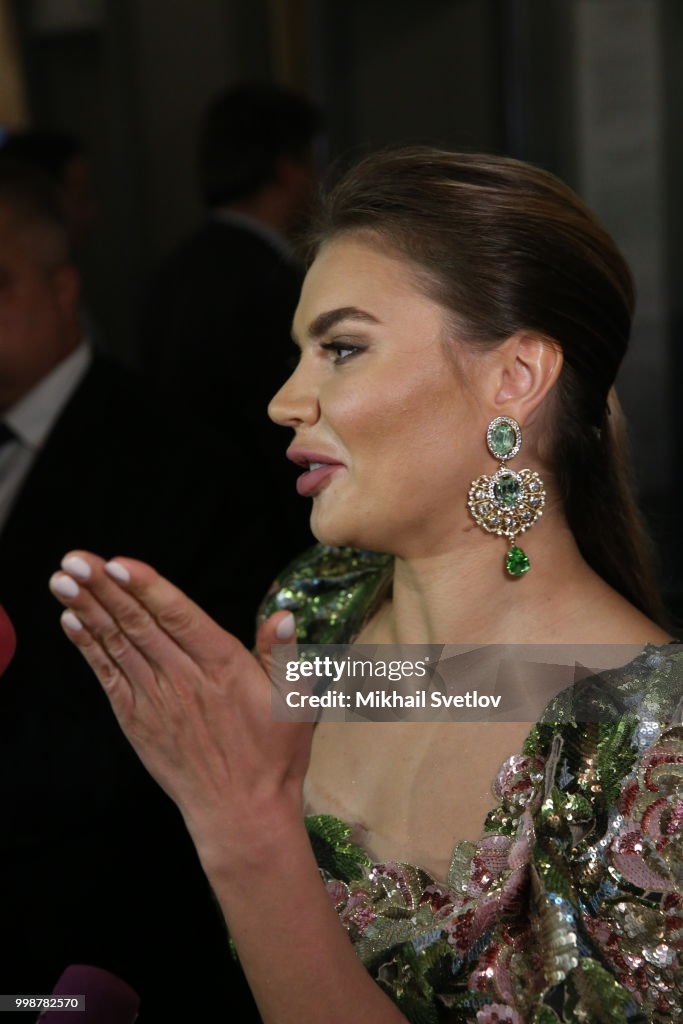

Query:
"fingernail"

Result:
[[275, 612, 296, 640], [62, 610, 83, 631], [61, 555, 92, 580], [105, 560, 130, 584], [51, 574, 80, 598]]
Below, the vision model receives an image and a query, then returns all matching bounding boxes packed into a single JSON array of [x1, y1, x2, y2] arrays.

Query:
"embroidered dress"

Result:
[[258, 545, 683, 1024]]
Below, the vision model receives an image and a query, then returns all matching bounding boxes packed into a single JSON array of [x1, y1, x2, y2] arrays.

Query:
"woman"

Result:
[[49, 149, 681, 1023]]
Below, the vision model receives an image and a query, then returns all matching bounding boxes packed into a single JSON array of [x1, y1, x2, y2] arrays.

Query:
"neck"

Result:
[[379, 501, 618, 645]]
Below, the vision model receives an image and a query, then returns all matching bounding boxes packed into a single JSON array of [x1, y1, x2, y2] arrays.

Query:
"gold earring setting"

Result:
[[468, 416, 545, 577]]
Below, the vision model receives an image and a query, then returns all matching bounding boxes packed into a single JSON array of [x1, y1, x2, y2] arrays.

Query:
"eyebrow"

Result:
[[292, 306, 381, 344]]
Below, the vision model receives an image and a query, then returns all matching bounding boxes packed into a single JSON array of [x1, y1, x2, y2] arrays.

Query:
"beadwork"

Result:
[[468, 416, 546, 576]]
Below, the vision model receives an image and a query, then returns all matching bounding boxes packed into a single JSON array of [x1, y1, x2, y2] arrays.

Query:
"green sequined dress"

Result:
[[257, 544, 683, 1024]]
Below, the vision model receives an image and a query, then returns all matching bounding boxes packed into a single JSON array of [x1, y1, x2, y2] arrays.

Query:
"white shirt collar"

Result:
[[5, 342, 92, 451], [212, 207, 294, 264]]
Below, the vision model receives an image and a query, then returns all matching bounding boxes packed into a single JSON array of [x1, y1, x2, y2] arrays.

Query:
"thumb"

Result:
[[256, 611, 300, 722], [255, 610, 297, 679]]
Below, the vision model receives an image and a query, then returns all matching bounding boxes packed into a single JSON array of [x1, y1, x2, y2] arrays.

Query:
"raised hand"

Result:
[[49, 552, 411, 1024], [49, 551, 311, 861]]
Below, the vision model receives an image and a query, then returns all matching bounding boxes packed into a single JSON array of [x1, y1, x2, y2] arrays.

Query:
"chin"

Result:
[[309, 507, 357, 549], [309, 522, 357, 549], [309, 506, 389, 553]]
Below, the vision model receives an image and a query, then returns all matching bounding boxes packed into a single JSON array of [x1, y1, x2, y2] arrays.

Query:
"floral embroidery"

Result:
[[260, 544, 683, 1023]]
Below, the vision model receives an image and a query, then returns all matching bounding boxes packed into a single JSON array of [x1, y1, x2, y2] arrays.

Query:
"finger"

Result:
[[59, 607, 136, 718], [62, 550, 236, 669], [50, 570, 157, 693], [58, 553, 186, 669], [52, 570, 204, 744]]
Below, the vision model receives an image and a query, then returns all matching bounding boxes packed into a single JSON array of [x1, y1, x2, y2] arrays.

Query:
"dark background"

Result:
[[2, 0, 681, 618]]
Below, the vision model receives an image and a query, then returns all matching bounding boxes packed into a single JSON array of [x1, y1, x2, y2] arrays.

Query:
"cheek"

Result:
[[0, 293, 58, 365], [311, 380, 472, 549], [0, 300, 29, 348], [334, 376, 466, 499]]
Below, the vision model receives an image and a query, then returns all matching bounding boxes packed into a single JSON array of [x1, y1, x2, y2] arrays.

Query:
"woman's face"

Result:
[[268, 234, 489, 556]]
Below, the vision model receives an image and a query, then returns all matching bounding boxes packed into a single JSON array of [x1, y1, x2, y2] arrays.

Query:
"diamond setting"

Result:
[[493, 471, 520, 507], [468, 467, 546, 539], [486, 416, 522, 461]]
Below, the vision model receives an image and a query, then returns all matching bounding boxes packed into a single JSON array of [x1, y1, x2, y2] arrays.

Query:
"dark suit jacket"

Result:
[[0, 356, 300, 1021], [139, 218, 310, 547]]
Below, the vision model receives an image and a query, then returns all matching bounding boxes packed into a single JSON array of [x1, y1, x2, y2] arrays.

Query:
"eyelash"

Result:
[[320, 341, 364, 364]]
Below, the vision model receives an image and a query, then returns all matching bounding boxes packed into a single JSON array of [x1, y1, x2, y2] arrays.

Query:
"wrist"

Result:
[[185, 795, 308, 882]]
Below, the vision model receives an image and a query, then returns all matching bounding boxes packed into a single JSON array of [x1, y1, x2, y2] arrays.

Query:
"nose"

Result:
[[268, 361, 320, 428]]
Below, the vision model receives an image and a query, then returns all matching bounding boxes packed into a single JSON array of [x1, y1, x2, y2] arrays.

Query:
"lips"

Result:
[[286, 447, 345, 497]]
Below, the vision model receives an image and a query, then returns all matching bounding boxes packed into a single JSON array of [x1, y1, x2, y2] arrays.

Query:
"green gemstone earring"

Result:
[[467, 415, 546, 577]]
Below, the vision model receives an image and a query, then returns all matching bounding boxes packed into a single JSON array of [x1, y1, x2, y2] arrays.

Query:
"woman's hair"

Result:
[[306, 147, 669, 627]]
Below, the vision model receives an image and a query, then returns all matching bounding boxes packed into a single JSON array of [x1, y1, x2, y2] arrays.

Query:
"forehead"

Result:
[[0, 202, 67, 271], [293, 235, 444, 336]]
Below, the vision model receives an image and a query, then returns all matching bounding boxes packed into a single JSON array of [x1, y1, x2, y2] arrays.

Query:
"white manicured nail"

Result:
[[61, 555, 92, 580], [62, 610, 83, 631], [275, 612, 296, 640], [51, 574, 80, 598], [105, 560, 130, 584]]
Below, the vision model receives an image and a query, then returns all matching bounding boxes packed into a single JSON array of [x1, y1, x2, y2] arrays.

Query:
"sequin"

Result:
[[257, 544, 683, 1022]]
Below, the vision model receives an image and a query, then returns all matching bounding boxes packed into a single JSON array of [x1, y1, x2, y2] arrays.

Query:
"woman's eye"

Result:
[[320, 341, 363, 364]]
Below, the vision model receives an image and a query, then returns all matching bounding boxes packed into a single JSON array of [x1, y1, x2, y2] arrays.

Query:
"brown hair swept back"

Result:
[[306, 147, 669, 627]]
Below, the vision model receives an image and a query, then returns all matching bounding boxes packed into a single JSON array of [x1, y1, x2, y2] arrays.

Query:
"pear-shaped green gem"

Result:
[[506, 545, 530, 576], [494, 473, 519, 507], [490, 421, 516, 456]]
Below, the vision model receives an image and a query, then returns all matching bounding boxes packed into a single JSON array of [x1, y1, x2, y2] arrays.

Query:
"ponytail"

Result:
[[554, 384, 670, 628]]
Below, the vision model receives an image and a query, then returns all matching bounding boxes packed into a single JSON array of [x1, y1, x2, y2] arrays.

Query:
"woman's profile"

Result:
[[49, 148, 681, 1023]]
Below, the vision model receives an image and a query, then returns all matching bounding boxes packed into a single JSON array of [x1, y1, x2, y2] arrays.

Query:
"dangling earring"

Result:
[[467, 416, 545, 577]]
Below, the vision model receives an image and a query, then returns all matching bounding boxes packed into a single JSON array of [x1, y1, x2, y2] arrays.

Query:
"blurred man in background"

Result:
[[140, 83, 322, 557], [0, 129, 104, 353], [0, 130, 98, 255], [0, 160, 267, 1021]]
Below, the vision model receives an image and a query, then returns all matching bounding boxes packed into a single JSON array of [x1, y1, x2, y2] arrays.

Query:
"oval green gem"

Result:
[[490, 421, 516, 456], [493, 473, 519, 507], [506, 545, 530, 576]]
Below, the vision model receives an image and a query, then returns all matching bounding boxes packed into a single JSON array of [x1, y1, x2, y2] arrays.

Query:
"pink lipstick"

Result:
[[287, 446, 345, 497]]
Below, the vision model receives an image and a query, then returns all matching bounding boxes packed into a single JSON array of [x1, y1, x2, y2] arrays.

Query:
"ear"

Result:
[[490, 333, 563, 424]]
